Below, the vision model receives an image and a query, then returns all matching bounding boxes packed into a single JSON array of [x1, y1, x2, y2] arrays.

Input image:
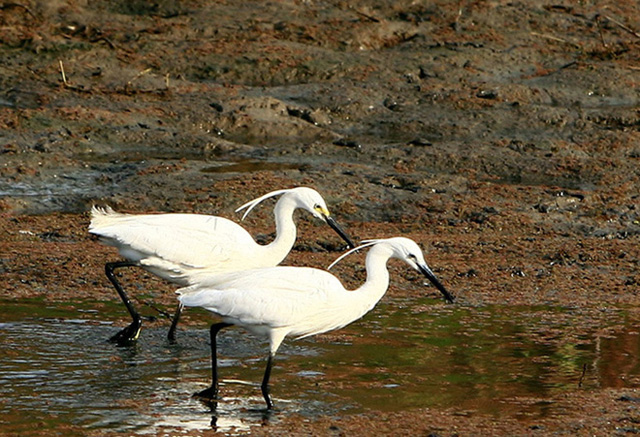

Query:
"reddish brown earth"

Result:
[[1, 0, 640, 435]]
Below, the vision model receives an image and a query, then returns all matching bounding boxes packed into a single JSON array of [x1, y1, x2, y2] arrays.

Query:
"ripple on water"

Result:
[[1, 300, 639, 434]]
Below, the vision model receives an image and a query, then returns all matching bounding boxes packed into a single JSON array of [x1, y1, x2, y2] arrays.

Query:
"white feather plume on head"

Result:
[[327, 239, 383, 270], [235, 188, 292, 221]]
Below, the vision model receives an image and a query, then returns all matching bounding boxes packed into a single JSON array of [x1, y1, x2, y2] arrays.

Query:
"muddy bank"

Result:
[[1, 0, 640, 435], [1, 0, 639, 216]]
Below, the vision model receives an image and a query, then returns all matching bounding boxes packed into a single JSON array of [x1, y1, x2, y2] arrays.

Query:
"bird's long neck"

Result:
[[263, 196, 298, 264], [348, 245, 393, 317]]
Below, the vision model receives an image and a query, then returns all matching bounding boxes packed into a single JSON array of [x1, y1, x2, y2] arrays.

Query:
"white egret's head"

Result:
[[236, 187, 355, 249], [283, 187, 335, 220], [329, 237, 455, 303]]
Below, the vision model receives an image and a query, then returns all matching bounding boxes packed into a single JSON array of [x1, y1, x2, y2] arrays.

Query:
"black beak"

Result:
[[324, 215, 356, 249], [418, 264, 455, 303]]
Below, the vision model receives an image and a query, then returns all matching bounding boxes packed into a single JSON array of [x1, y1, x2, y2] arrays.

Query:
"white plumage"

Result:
[[90, 208, 255, 280], [181, 267, 351, 342], [88, 187, 354, 344], [178, 237, 454, 409]]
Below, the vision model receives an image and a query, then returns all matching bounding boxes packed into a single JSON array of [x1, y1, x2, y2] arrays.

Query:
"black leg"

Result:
[[194, 322, 233, 405], [167, 303, 183, 342], [261, 353, 275, 410], [105, 261, 143, 345]]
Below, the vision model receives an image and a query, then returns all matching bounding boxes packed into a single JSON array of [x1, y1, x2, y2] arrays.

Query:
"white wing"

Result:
[[178, 266, 356, 338], [89, 207, 258, 275]]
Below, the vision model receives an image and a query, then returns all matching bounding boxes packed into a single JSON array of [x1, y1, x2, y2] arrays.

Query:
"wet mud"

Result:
[[1, 0, 640, 435]]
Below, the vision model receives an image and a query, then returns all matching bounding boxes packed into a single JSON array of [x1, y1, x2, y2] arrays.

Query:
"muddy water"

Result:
[[1, 299, 639, 434]]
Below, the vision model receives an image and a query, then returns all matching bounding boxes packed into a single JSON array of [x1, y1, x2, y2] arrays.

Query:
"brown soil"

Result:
[[1, 0, 639, 435]]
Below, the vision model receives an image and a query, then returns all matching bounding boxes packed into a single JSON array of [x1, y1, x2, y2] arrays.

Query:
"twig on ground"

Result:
[[601, 14, 640, 39], [594, 15, 608, 48], [454, 0, 464, 33], [578, 363, 587, 388], [58, 60, 92, 93], [127, 68, 153, 87], [59, 60, 68, 86], [0, 2, 37, 19]]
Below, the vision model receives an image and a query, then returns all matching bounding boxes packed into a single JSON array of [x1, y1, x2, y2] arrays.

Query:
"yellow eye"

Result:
[[314, 204, 330, 216]]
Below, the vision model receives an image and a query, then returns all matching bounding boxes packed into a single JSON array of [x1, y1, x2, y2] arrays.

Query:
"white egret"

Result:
[[178, 237, 454, 409], [89, 187, 355, 345]]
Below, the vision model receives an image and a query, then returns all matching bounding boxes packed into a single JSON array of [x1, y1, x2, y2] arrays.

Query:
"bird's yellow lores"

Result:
[[89, 187, 355, 344], [178, 237, 454, 410]]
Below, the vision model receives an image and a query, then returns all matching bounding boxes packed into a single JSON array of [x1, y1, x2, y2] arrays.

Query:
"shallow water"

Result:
[[1, 299, 639, 434]]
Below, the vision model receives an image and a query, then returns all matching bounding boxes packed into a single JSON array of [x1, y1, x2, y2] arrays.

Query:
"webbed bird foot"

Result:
[[193, 386, 222, 409], [109, 318, 142, 345]]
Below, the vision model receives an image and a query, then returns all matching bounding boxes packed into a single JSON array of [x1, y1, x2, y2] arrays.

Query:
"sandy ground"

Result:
[[1, 0, 640, 435]]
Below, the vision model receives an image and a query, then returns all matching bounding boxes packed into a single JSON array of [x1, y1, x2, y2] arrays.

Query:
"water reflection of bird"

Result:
[[89, 187, 355, 345], [178, 237, 454, 410]]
